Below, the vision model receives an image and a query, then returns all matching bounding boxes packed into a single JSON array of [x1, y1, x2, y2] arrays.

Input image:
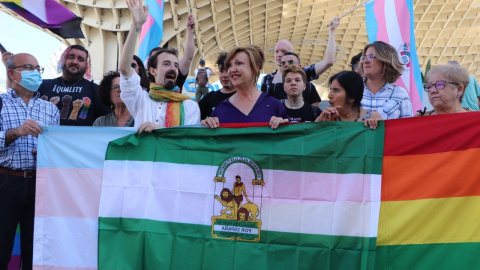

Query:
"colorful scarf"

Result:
[[149, 83, 190, 127]]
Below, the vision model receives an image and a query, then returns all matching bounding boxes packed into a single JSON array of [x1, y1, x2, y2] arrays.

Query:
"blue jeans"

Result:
[[0, 172, 35, 270]]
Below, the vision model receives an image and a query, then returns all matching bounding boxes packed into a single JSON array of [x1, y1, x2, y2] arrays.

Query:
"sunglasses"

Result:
[[278, 60, 296, 67], [131, 63, 137, 68]]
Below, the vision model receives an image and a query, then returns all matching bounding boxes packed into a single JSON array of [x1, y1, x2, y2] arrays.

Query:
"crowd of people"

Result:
[[1, 0, 479, 268]]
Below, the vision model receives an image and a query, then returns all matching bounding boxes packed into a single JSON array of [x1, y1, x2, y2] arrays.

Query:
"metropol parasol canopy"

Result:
[[1, 0, 479, 93]]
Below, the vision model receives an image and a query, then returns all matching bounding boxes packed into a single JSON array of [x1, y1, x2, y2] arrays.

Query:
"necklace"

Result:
[[338, 107, 361, 122], [61, 77, 83, 88]]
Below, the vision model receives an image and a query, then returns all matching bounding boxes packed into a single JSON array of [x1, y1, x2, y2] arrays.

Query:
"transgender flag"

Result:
[[137, 0, 165, 63], [365, 0, 423, 113]]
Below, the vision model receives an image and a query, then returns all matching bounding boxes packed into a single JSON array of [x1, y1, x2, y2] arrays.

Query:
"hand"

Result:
[[127, 0, 149, 29], [328, 17, 340, 31], [138, 121, 161, 134], [186, 14, 195, 31], [2, 51, 13, 66], [364, 118, 380, 130], [201, 116, 219, 128], [269, 116, 288, 130], [315, 106, 339, 122], [18, 119, 43, 138]]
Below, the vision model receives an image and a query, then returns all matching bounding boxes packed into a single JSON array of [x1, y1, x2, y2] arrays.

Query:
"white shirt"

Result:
[[194, 67, 211, 78], [120, 70, 201, 128]]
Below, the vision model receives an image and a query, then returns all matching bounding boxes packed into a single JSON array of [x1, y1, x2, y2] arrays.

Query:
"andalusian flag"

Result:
[[98, 123, 383, 269], [376, 112, 480, 269]]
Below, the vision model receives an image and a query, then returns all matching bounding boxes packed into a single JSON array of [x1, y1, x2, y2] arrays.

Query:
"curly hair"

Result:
[[98, 71, 120, 108]]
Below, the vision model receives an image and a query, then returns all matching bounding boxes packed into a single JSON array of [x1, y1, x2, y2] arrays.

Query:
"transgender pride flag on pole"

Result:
[[365, 0, 423, 113], [137, 0, 165, 63]]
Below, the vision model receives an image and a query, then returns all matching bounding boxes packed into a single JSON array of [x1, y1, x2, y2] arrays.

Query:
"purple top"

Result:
[[212, 92, 288, 123]]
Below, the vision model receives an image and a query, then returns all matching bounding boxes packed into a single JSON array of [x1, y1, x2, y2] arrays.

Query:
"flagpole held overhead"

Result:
[[327, 0, 374, 26]]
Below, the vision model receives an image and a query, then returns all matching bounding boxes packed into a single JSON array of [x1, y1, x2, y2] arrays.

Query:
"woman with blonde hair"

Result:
[[360, 41, 413, 119], [417, 63, 472, 116], [202, 46, 288, 129]]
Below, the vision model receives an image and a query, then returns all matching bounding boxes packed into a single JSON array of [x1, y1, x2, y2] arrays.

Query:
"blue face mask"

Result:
[[15, 70, 43, 92]]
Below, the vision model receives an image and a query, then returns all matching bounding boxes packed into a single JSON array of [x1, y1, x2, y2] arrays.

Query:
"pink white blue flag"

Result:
[[138, 0, 165, 63], [365, 0, 423, 113]]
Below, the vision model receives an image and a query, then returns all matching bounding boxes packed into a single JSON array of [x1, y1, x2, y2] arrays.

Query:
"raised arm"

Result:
[[178, 15, 195, 76], [313, 17, 340, 76], [119, 0, 149, 77]]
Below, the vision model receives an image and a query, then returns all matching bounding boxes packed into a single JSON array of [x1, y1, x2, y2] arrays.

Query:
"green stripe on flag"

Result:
[[105, 122, 385, 175], [99, 217, 377, 270]]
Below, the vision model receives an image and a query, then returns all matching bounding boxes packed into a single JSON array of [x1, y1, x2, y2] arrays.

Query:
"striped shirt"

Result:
[[0, 89, 60, 170], [360, 83, 413, 120]]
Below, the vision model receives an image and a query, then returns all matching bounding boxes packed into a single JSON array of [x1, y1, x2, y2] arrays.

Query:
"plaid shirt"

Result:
[[0, 89, 60, 170], [261, 64, 319, 95], [360, 83, 413, 120]]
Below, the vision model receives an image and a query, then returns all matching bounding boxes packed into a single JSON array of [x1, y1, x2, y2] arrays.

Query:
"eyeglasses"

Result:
[[11, 64, 44, 74], [352, 63, 359, 70], [278, 60, 296, 67], [360, 54, 376, 63], [131, 63, 137, 68], [111, 85, 121, 92], [423, 80, 459, 92]]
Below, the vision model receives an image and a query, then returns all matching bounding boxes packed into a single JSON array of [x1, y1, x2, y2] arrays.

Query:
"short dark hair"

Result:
[[133, 55, 149, 89], [199, 59, 206, 66], [283, 52, 301, 64], [329, 71, 364, 108], [147, 48, 178, 82], [350, 52, 362, 70], [216, 52, 228, 71], [235, 175, 241, 180], [69, 44, 89, 57], [98, 71, 120, 108]]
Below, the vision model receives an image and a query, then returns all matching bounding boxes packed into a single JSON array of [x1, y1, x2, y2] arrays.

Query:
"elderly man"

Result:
[[261, 18, 340, 98], [38, 44, 109, 126], [0, 53, 59, 269], [120, 0, 200, 133]]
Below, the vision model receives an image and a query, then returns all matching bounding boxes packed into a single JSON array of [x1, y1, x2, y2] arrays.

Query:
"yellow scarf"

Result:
[[149, 83, 190, 127]]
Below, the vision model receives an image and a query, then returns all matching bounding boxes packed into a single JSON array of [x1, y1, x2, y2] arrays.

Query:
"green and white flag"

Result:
[[98, 122, 383, 269]]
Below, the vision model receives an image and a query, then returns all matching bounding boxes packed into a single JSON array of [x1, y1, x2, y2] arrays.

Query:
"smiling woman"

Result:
[[201, 46, 288, 129]]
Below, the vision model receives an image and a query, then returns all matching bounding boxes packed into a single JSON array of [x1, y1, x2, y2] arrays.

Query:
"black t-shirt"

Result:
[[176, 71, 188, 92], [267, 82, 321, 105], [198, 90, 236, 120], [38, 77, 110, 126], [285, 103, 321, 122]]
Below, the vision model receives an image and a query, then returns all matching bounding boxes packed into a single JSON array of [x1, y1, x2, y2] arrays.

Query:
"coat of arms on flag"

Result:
[[212, 156, 264, 242]]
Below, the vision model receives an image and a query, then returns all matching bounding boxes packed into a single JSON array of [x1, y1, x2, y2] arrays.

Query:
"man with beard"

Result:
[[119, 0, 200, 133], [38, 45, 109, 126], [197, 52, 236, 120]]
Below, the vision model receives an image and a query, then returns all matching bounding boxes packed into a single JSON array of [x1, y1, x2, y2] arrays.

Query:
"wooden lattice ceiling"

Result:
[[1, 0, 479, 93]]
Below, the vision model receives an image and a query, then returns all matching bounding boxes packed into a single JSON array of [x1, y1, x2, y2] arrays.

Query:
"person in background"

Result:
[[198, 52, 236, 120], [132, 55, 150, 90], [360, 41, 412, 119], [283, 65, 321, 122], [93, 71, 134, 127], [417, 64, 472, 116], [202, 46, 288, 129], [194, 58, 215, 78], [195, 68, 209, 102], [350, 52, 364, 77], [316, 71, 382, 130], [447, 61, 480, 111]]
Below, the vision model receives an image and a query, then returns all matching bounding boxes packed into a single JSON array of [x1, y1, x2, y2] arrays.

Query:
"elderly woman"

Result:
[[315, 71, 382, 129], [360, 41, 413, 119], [416, 64, 471, 116], [202, 46, 288, 129], [93, 71, 134, 127]]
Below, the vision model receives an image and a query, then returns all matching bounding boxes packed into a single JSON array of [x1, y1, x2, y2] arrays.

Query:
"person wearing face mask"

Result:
[[0, 53, 59, 269], [119, 0, 200, 133]]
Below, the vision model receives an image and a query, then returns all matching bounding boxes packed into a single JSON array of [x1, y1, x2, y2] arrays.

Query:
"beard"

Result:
[[163, 70, 177, 89], [63, 64, 86, 80]]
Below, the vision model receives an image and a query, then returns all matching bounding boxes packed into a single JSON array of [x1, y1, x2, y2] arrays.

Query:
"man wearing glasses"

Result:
[[38, 45, 110, 126], [0, 53, 59, 269], [261, 18, 340, 102]]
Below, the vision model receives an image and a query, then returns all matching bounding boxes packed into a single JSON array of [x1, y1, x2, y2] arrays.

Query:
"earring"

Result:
[[457, 93, 461, 98]]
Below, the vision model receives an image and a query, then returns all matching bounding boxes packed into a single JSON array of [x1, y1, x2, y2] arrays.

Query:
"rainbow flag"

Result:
[[365, 0, 423, 113], [376, 112, 480, 269], [0, 0, 83, 38], [137, 0, 165, 63]]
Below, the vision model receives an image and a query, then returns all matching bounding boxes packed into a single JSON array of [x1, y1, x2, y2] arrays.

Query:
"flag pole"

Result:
[[327, 0, 374, 26]]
